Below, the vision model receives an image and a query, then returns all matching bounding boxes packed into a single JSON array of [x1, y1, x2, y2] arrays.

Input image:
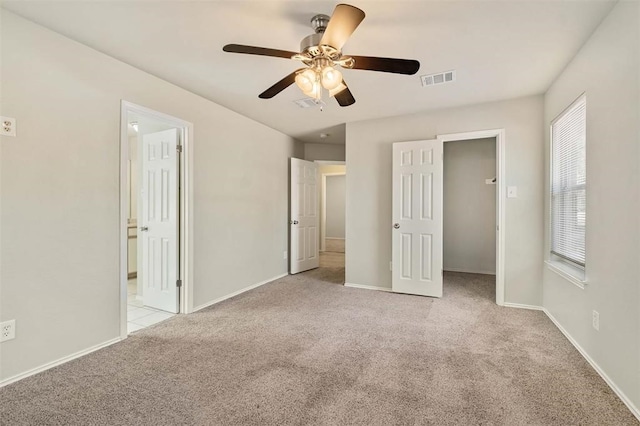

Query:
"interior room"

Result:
[[0, 1, 638, 424]]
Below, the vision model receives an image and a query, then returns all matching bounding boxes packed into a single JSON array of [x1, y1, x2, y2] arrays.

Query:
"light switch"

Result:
[[507, 186, 518, 198]]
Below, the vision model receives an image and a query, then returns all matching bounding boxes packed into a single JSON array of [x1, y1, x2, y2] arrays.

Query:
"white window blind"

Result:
[[551, 95, 586, 268]]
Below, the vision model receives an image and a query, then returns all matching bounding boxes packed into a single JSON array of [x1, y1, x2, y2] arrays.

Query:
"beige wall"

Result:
[[325, 175, 346, 239], [345, 95, 544, 305], [304, 143, 345, 161], [444, 138, 496, 275], [543, 1, 639, 412], [0, 12, 300, 381]]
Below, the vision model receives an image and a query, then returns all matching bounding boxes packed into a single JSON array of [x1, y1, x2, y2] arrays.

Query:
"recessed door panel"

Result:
[[308, 227, 317, 260], [401, 174, 413, 220], [401, 150, 413, 166], [421, 173, 433, 220], [420, 234, 432, 281], [401, 233, 412, 279], [296, 227, 305, 261]]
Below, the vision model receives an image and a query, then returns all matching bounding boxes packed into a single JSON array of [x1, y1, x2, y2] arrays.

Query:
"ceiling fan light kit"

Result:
[[223, 3, 420, 108]]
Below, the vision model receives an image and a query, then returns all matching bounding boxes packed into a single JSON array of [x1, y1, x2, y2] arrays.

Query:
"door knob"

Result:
[[140, 226, 149, 231], [292, 220, 299, 225], [393, 223, 400, 229]]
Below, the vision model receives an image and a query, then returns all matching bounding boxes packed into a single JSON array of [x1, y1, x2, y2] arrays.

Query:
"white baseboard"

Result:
[[444, 267, 496, 275], [192, 272, 288, 313], [0, 336, 123, 388], [503, 302, 543, 311], [543, 308, 640, 422], [344, 282, 392, 292]]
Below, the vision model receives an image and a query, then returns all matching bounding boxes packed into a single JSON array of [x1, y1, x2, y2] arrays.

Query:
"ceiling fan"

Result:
[[223, 3, 420, 107]]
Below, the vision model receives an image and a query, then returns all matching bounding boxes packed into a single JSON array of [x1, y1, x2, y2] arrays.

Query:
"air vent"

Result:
[[421, 70, 456, 87], [293, 98, 326, 109]]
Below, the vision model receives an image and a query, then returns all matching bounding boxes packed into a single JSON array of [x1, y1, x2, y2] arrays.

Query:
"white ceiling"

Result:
[[3, 0, 615, 144]]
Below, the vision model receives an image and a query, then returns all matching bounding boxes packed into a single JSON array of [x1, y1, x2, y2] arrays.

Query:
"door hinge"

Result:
[[176, 145, 183, 153], [176, 279, 182, 288]]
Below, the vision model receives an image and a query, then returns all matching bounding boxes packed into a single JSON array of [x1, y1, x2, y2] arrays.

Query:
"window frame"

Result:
[[548, 93, 587, 286]]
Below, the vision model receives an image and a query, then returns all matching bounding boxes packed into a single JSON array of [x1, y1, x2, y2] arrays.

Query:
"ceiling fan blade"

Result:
[[332, 81, 356, 107], [320, 4, 365, 51], [223, 44, 297, 59], [350, 55, 420, 75], [259, 69, 305, 99]]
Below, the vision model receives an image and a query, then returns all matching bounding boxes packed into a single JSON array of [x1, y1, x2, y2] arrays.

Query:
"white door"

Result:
[[290, 158, 319, 274], [140, 128, 180, 313], [392, 139, 443, 297]]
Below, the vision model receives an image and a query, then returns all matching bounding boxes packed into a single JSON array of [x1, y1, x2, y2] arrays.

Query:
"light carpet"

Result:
[[0, 271, 636, 425]]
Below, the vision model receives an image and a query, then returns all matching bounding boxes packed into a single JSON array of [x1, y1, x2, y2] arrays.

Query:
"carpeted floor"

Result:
[[0, 271, 636, 425]]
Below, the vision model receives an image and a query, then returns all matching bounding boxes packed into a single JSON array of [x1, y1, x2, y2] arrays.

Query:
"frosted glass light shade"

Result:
[[321, 66, 343, 90], [295, 69, 317, 93]]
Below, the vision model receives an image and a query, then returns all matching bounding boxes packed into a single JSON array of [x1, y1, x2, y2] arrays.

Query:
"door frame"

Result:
[[320, 172, 346, 252], [437, 129, 505, 306], [119, 101, 195, 339]]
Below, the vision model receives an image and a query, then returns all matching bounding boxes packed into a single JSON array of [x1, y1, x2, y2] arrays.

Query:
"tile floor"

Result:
[[127, 278, 175, 334]]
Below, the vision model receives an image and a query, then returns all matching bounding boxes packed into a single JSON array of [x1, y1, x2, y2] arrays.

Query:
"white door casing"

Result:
[[290, 158, 319, 274], [140, 128, 180, 313], [392, 139, 444, 297]]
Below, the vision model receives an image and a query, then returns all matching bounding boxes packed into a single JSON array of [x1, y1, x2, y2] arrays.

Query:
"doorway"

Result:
[[120, 101, 193, 337], [443, 137, 497, 302], [439, 129, 505, 305], [319, 162, 346, 282]]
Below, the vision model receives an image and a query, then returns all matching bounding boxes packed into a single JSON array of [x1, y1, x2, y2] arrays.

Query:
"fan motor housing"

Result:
[[300, 33, 322, 56]]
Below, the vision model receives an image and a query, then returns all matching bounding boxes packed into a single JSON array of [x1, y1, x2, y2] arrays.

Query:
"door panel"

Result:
[[140, 128, 179, 313], [392, 139, 443, 297], [290, 158, 319, 274]]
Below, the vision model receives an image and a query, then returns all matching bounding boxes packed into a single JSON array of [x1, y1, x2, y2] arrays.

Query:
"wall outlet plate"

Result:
[[0, 319, 16, 342], [283, 250, 288, 260], [1, 116, 16, 137]]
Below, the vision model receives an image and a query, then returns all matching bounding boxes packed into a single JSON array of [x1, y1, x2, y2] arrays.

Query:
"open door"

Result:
[[290, 158, 319, 274], [392, 139, 443, 297], [140, 128, 180, 313]]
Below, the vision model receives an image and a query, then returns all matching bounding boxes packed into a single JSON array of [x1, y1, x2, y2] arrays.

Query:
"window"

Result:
[[550, 94, 586, 275]]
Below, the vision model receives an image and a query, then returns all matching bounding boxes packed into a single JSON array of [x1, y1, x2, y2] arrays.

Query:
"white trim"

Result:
[[192, 273, 288, 313], [545, 260, 586, 289], [437, 129, 506, 306], [320, 171, 346, 252], [543, 309, 640, 422], [443, 267, 496, 275], [344, 283, 393, 292], [0, 337, 123, 388], [314, 160, 346, 166], [503, 302, 543, 311], [119, 101, 195, 339]]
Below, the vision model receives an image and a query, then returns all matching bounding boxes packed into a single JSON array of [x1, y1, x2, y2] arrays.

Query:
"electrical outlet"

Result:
[[283, 250, 288, 260], [0, 116, 16, 137], [592, 310, 599, 331], [0, 320, 16, 342], [389, 261, 393, 271]]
